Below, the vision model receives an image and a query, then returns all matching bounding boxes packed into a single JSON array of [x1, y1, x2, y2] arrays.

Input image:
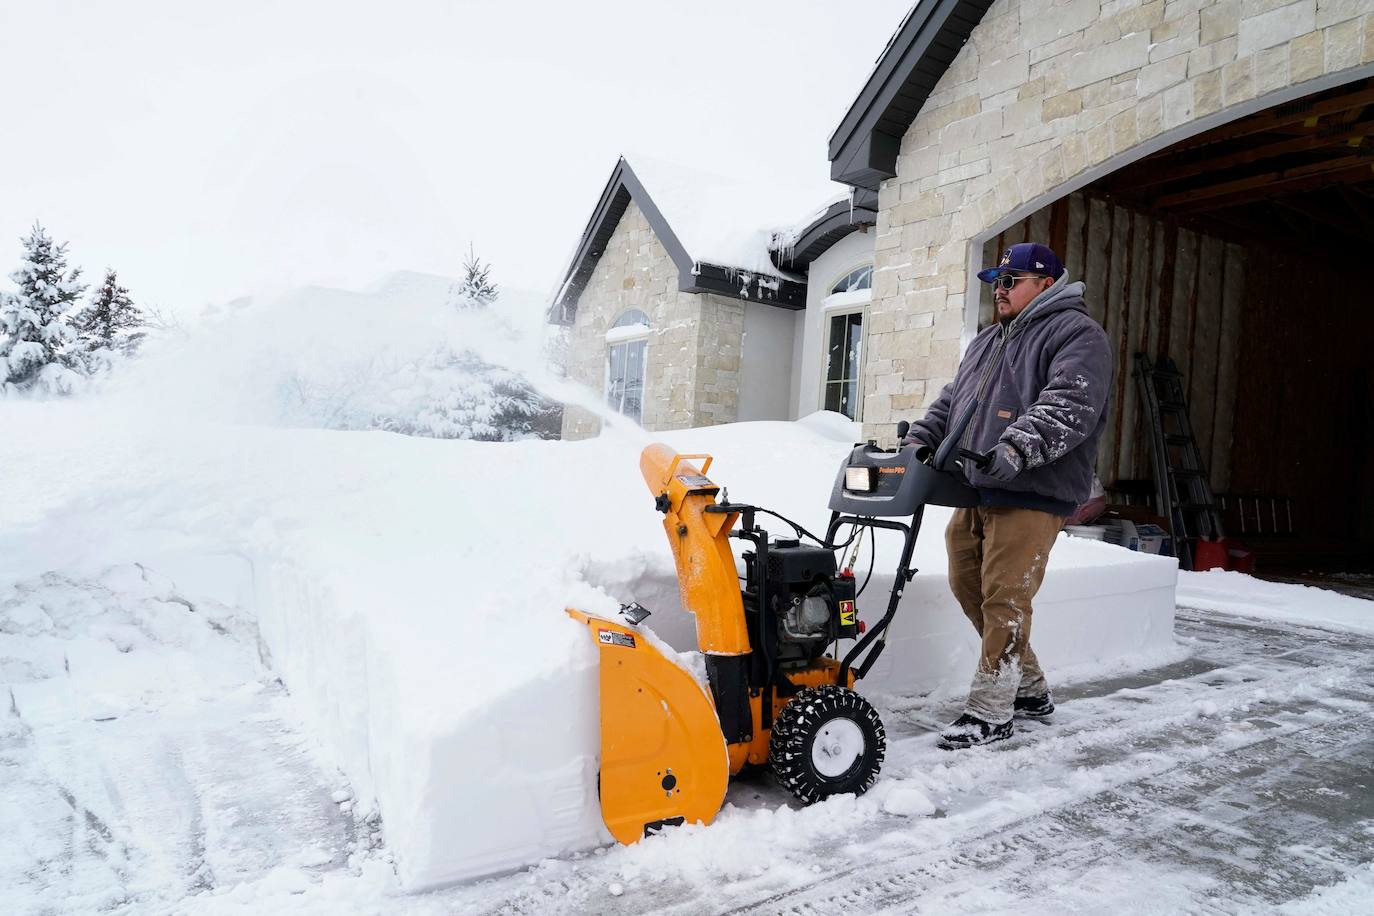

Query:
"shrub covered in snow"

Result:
[[111, 270, 564, 441], [284, 345, 554, 441]]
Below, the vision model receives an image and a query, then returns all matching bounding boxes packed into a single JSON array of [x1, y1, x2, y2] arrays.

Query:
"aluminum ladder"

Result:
[[1134, 353, 1225, 570]]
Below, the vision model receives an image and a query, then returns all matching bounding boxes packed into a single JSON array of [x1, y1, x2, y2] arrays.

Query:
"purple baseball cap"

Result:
[[977, 242, 1065, 283]]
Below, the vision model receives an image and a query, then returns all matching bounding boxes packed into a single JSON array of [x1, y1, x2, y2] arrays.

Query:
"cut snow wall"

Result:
[[222, 417, 1177, 891], [249, 556, 609, 890]]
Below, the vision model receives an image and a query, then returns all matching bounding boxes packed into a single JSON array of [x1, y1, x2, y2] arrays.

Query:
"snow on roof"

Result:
[[622, 151, 846, 278], [767, 187, 859, 254]]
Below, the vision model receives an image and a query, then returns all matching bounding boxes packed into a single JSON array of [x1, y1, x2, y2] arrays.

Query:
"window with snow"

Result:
[[829, 264, 872, 295], [606, 310, 650, 424]]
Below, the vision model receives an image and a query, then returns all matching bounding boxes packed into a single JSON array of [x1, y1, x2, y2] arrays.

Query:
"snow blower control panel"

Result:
[[829, 442, 980, 517]]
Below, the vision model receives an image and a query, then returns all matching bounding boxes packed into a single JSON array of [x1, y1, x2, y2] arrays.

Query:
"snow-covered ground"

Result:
[[1, 567, 362, 912], [8, 567, 1374, 914]]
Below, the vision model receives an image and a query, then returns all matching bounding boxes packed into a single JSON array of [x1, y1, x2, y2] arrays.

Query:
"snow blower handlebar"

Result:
[[900, 404, 993, 473], [827, 398, 991, 684]]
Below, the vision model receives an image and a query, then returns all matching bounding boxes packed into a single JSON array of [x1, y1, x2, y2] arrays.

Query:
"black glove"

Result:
[[902, 434, 934, 464], [984, 442, 1024, 481]]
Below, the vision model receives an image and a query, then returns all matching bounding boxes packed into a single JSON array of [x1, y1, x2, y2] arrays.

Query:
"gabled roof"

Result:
[[829, 0, 994, 190], [770, 187, 880, 271], [550, 155, 829, 324]]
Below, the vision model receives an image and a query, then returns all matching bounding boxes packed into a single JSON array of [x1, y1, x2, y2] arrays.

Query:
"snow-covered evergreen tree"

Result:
[[75, 268, 144, 353], [0, 223, 85, 395], [450, 244, 498, 309]]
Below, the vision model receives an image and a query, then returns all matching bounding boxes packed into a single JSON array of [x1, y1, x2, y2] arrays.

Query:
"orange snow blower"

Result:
[[568, 406, 987, 843]]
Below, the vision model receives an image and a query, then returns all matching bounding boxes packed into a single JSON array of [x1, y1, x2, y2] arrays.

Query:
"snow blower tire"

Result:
[[769, 685, 885, 803]]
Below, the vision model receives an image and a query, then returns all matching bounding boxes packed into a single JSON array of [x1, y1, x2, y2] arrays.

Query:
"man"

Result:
[[905, 242, 1113, 750]]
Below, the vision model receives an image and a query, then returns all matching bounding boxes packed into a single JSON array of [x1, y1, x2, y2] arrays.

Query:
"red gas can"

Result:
[[1193, 539, 1229, 571]]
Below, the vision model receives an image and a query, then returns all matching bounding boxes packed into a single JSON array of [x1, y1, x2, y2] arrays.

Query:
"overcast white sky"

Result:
[[1, 0, 912, 313]]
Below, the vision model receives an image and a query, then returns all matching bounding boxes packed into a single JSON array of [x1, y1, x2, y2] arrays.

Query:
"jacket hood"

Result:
[[1008, 273, 1086, 335]]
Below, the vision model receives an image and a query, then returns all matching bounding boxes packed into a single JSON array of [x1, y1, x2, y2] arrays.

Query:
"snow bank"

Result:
[[0, 391, 1181, 890], [1178, 570, 1374, 634]]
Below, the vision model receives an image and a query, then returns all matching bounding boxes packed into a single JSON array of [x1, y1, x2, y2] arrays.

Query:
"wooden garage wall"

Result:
[[1229, 249, 1374, 543], [982, 193, 1246, 492]]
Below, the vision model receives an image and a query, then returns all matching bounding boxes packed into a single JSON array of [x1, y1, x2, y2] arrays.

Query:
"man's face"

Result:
[[992, 271, 1054, 322]]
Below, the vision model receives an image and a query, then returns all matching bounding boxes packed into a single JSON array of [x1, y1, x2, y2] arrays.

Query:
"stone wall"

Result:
[[692, 295, 745, 427], [863, 0, 1374, 440], [561, 199, 743, 438]]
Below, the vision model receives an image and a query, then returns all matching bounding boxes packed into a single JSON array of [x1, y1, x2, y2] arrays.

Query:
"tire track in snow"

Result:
[[716, 610, 1374, 915], [730, 715, 1374, 915], [476, 609, 1374, 915], [1, 568, 356, 913]]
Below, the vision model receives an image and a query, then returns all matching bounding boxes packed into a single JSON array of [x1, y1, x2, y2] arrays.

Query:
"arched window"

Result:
[[829, 264, 872, 295], [606, 310, 650, 424], [611, 308, 650, 329]]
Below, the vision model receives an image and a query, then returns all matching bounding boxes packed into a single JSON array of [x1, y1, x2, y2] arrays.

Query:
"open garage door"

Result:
[[983, 77, 1374, 579]]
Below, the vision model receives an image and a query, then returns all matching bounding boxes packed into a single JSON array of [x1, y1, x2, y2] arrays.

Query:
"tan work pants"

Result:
[[945, 506, 1064, 724]]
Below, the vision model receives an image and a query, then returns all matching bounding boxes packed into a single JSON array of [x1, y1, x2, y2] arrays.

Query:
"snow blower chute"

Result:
[[568, 403, 988, 843]]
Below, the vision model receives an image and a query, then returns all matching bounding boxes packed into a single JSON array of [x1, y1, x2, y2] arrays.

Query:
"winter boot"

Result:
[[1013, 693, 1055, 719], [937, 713, 1013, 750]]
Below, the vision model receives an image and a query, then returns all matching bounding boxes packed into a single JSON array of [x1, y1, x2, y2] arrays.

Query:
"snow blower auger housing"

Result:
[[570, 403, 986, 842]]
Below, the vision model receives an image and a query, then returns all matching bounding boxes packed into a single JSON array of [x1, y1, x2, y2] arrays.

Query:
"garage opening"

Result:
[[981, 77, 1374, 582]]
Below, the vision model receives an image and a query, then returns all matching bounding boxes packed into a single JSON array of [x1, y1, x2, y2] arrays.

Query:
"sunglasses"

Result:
[[990, 273, 1047, 291]]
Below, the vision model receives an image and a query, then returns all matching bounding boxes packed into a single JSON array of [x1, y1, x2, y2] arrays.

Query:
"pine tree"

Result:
[[0, 223, 85, 395], [451, 244, 498, 309], [75, 268, 144, 352]]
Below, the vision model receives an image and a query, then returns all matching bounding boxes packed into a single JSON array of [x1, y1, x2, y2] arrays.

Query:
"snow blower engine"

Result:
[[566, 402, 989, 843]]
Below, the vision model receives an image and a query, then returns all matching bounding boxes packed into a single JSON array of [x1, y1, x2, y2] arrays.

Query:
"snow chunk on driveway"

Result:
[[881, 784, 937, 817]]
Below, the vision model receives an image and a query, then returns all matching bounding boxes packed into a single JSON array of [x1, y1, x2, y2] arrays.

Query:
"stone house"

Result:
[[552, 155, 837, 439], [553, 0, 1374, 565]]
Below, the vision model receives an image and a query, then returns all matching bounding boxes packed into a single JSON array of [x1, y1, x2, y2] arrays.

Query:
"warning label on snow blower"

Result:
[[839, 600, 856, 627], [598, 629, 636, 649]]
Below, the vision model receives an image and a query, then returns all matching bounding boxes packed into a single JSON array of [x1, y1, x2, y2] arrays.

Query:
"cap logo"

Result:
[[999, 250, 1011, 266], [1035, 261, 1044, 268]]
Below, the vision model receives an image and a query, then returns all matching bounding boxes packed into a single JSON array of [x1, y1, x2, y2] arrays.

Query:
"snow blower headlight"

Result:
[[845, 466, 876, 492]]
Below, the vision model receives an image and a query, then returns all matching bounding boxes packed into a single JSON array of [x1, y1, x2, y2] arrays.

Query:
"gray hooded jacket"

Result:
[[907, 274, 1114, 513]]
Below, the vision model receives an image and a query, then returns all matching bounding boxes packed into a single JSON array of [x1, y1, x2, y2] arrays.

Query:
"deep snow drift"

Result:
[[0, 395, 1176, 890]]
